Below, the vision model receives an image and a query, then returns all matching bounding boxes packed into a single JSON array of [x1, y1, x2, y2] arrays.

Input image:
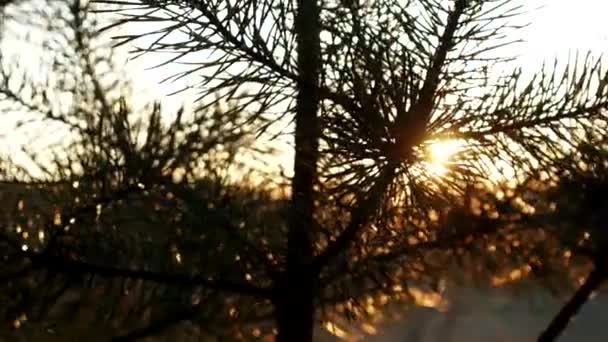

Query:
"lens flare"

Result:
[[425, 139, 465, 175]]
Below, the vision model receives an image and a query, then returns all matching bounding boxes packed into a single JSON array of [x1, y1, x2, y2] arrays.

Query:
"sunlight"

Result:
[[408, 287, 448, 311], [425, 139, 465, 175], [323, 321, 348, 339]]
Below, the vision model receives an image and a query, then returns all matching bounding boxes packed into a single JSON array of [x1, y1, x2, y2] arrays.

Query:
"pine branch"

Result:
[[0, 182, 274, 299], [0, 233, 272, 298], [313, 0, 469, 274], [538, 265, 607, 342]]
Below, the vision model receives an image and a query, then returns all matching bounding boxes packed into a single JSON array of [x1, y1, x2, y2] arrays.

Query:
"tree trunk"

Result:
[[277, 0, 321, 340], [274, 269, 315, 342], [538, 266, 606, 342]]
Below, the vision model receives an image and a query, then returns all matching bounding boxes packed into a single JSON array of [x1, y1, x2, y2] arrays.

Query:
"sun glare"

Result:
[[425, 140, 465, 175]]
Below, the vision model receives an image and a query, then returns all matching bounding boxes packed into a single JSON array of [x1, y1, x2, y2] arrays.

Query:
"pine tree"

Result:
[[1, 0, 608, 341]]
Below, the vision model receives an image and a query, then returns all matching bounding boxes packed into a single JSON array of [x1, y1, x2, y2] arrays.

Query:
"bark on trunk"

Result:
[[274, 270, 315, 342], [538, 266, 606, 342], [276, 0, 321, 340]]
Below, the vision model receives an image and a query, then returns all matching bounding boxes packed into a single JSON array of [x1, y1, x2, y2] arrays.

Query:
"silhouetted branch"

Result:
[[0, 181, 273, 299], [314, 0, 469, 274], [319, 211, 513, 289], [447, 102, 608, 141], [164, 183, 280, 279], [313, 166, 396, 274], [29, 248, 270, 298], [538, 265, 607, 342], [1, 217, 271, 298], [393, 0, 467, 148]]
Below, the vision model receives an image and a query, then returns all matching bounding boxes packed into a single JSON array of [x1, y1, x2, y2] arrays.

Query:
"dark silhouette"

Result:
[[537, 142, 608, 342]]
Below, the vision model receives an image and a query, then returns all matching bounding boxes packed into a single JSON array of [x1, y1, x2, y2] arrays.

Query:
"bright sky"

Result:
[[115, 0, 608, 178], [2, 0, 608, 177], [128, 0, 608, 111]]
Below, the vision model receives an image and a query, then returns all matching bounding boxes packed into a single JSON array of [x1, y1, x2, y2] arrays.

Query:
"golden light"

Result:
[[323, 321, 348, 339], [407, 287, 447, 310], [425, 139, 465, 175], [361, 323, 377, 335], [491, 264, 533, 287]]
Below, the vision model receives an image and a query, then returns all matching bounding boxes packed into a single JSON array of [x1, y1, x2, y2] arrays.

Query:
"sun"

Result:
[[429, 140, 464, 164], [425, 139, 465, 175]]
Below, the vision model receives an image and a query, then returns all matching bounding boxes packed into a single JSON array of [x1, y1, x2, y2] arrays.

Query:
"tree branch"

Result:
[[30, 248, 271, 298], [449, 102, 608, 142], [313, 0, 470, 275], [319, 213, 512, 288], [0, 177, 275, 303], [393, 0, 467, 151], [0, 223, 271, 298], [538, 265, 607, 342], [312, 165, 396, 274]]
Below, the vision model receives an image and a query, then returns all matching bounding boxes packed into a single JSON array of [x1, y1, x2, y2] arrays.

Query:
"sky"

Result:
[[123, 0, 608, 178], [2, 0, 608, 178], [127, 0, 608, 112], [2, 0, 607, 117]]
